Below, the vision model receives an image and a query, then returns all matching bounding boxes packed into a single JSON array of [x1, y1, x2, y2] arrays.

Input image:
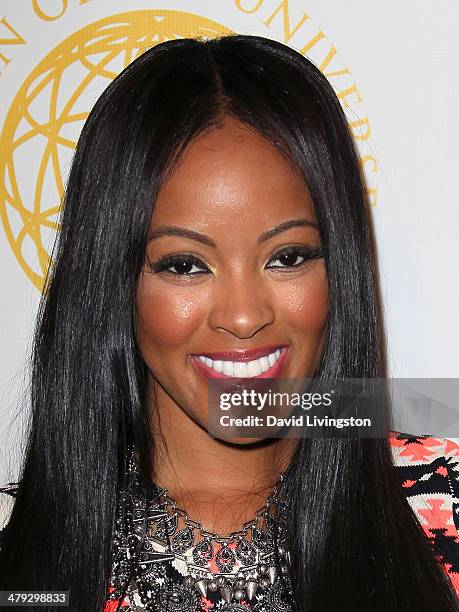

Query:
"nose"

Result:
[[208, 273, 275, 339]]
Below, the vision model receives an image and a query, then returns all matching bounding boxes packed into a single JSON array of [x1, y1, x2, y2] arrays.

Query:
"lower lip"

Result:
[[190, 347, 289, 382]]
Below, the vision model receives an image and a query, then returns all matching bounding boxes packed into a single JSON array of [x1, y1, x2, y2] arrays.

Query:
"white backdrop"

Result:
[[0, 0, 458, 488]]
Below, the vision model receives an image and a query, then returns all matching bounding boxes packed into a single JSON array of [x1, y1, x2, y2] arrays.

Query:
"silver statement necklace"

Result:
[[148, 473, 293, 608], [109, 450, 294, 611]]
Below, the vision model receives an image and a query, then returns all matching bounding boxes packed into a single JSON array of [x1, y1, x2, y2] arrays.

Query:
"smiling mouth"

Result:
[[190, 347, 289, 379]]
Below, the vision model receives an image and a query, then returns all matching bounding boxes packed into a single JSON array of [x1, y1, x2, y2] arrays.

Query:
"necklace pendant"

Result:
[[267, 565, 277, 584], [234, 537, 257, 565], [220, 584, 234, 603], [194, 578, 208, 598], [192, 538, 213, 566], [215, 543, 236, 573], [171, 526, 194, 554]]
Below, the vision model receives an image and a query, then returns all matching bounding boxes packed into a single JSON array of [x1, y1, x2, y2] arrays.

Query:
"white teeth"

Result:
[[197, 349, 284, 377], [233, 362, 248, 377], [247, 359, 262, 377], [222, 361, 234, 376], [212, 359, 223, 373], [259, 356, 270, 372]]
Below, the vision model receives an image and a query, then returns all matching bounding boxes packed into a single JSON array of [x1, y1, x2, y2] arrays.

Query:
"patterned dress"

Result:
[[0, 432, 458, 610], [389, 432, 459, 595]]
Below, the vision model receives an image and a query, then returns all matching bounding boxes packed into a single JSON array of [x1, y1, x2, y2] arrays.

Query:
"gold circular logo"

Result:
[[0, 10, 232, 291]]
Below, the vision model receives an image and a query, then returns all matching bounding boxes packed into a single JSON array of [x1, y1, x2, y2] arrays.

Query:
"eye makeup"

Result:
[[148, 244, 325, 277]]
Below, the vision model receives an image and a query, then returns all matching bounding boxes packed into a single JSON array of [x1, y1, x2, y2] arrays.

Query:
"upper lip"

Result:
[[190, 345, 287, 362]]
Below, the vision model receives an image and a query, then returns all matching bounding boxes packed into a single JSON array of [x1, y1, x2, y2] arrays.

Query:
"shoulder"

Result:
[[389, 431, 459, 594], [389, 432, 459, 500]]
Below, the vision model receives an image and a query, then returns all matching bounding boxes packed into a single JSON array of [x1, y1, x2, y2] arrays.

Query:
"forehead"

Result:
[[151, 119, 316, 228]]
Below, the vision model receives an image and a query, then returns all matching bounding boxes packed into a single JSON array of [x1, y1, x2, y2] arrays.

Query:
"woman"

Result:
[[0, 35, 458, 611]]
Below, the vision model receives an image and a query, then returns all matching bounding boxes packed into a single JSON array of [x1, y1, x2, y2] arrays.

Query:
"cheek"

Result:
[[135, 278, 206, 351], [275, 265, 329, 334]]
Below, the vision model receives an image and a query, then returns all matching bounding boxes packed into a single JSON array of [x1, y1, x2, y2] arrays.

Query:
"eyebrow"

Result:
[[147, 218, 319, 247]]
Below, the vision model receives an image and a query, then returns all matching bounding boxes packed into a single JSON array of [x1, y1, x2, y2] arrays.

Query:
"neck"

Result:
[[147, 380, 297, 535]]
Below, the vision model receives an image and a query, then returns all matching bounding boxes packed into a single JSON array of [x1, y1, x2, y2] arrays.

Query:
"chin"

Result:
[[210, 434, 279, 447]]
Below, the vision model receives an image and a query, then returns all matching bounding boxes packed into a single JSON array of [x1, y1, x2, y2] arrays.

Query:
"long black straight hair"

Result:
[[1, 35, 457, 611]]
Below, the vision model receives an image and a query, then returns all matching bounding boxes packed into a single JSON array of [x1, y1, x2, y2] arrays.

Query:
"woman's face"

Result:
[[136, 118, 328, 439]]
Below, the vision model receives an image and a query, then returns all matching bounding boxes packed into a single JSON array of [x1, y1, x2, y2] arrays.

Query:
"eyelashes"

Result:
[[150, 254, 209, 276], [267, 245, 325, 270], [148, 245, 325, 277]]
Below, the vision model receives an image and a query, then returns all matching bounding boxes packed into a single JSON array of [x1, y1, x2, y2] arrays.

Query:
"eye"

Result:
[[149, 253, 210, 276], [265, 245, 324, 270]]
